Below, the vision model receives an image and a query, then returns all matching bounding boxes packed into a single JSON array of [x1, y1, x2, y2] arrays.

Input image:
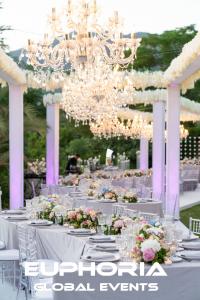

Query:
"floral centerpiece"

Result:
[[64, 208, 98, 229], [131, 223, 171, 264], [58, 175, 79, 186], [98, 188, 118, 201], [122, 192, 138, 203], [37, 195, 67, 224], [104, 215, 130, 235], [87, 189, 96, 197], [27, 158, 46, 175]]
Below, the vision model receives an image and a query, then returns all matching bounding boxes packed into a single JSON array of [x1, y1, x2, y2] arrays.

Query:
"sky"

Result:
[[1, 0, 200, 50]]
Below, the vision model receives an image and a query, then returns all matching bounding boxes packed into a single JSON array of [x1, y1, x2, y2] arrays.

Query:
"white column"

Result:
[[166, 85, 180, 217], [152, 101, 165, 201], [9, 85, 24, 209], [140, 138, 149, 170], [46, 104, 60, 185]]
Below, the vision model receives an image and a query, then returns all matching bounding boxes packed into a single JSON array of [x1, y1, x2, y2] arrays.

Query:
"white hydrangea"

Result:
[[141, 239, 161, 253]]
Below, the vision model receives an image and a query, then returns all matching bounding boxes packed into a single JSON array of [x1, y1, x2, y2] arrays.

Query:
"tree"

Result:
[[0, 2, 11, 49]]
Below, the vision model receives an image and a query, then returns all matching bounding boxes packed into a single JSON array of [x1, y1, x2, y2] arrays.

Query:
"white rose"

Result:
[[141, 239, 161, 253]]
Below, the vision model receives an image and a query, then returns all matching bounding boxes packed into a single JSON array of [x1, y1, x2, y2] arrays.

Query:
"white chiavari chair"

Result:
[[138, 212, 159, 223], [189, 217, 200, 235]]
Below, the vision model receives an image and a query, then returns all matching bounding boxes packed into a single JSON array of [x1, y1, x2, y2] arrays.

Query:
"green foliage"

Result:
[[180, 205, 200, 228]]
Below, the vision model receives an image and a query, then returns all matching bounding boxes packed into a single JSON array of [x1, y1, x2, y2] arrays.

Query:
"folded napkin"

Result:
[[69, 229, 91, 234], [181, 251, 200, 259], [95, 243, 117, 249], [181, 242, 200, 250], [84, 252, 115, 261], [89, 236, 115, 243]]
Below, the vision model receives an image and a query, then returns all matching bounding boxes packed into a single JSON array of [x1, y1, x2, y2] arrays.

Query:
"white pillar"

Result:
[[166, 85, 180, 217], [152, 101, 165, 201], [9, 85, 24, 209], [46, 104, 60, 185], [140, 138, 149, 170]]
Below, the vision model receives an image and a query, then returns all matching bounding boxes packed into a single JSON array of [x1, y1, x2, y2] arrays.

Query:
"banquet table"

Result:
[[1, 216, 200, 300], [72, 198, 163, 216], [53, 261, 200, 300]]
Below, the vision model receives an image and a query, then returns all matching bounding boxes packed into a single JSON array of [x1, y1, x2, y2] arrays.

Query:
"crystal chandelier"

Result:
[[21, 0, 141, 71], [90, 116, 189, 141], [61, 61, 127, 124], [90, 115, 151, 139]]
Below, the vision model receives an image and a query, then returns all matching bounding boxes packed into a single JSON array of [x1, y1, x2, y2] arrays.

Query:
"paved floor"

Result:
[[180, 184, 200, 210]]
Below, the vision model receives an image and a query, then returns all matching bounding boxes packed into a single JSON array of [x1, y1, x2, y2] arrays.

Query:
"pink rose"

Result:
[[114, 220, 124, 229], [68, 211, 77, 220], [143, 248, 155, 262], [135, 235, 144, 242]]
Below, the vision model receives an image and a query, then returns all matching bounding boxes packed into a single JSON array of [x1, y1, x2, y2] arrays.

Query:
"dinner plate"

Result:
[[81, 252, 120, 262], [28, 220, 53, 226], [2, 210, 24, 215], [4, 215, 28, 221]]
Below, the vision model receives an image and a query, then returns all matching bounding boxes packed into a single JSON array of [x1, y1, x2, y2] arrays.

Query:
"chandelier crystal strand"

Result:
[[21, 0, 141, 71], [90, 117, 189, 141]]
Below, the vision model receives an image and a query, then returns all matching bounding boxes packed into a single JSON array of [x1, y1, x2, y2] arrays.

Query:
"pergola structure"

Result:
[[1, 31, 200, 216], [0, 49, 26, 209]]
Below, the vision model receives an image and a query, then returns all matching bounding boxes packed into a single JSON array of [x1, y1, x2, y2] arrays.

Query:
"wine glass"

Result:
[[98, 214, 107, 234]]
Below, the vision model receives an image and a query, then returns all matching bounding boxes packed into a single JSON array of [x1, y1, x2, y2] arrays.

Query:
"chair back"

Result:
[[189, 217, 200, 234], [17, 224, 37, 263], [139, 212, 159, 223]]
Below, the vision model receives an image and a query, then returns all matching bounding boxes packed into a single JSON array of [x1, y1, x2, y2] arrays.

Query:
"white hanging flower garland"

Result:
[[43, 93, 63, 106], [0, 48, 26, 85], [165, 31, 200, 92]]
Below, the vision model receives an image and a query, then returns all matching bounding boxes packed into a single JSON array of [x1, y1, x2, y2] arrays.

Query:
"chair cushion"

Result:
[[0, 249, 19, 261], [0, 240, 6, 250]]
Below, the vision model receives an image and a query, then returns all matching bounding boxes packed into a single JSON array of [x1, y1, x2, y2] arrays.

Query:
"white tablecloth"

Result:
[[72, 199, 163, 216], [1, 217, 200, 300]]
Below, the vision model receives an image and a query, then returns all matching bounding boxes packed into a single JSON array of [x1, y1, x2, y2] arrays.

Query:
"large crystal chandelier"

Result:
[[61, 61, 127, 124], [21, 0, 141, 71]]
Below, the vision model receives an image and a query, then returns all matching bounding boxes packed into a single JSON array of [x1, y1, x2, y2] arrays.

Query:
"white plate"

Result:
[[2, 210, 24, 215], [28, 220, 53, 226], [81, 252, 120, 262], [5, 216, 28, 221]]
